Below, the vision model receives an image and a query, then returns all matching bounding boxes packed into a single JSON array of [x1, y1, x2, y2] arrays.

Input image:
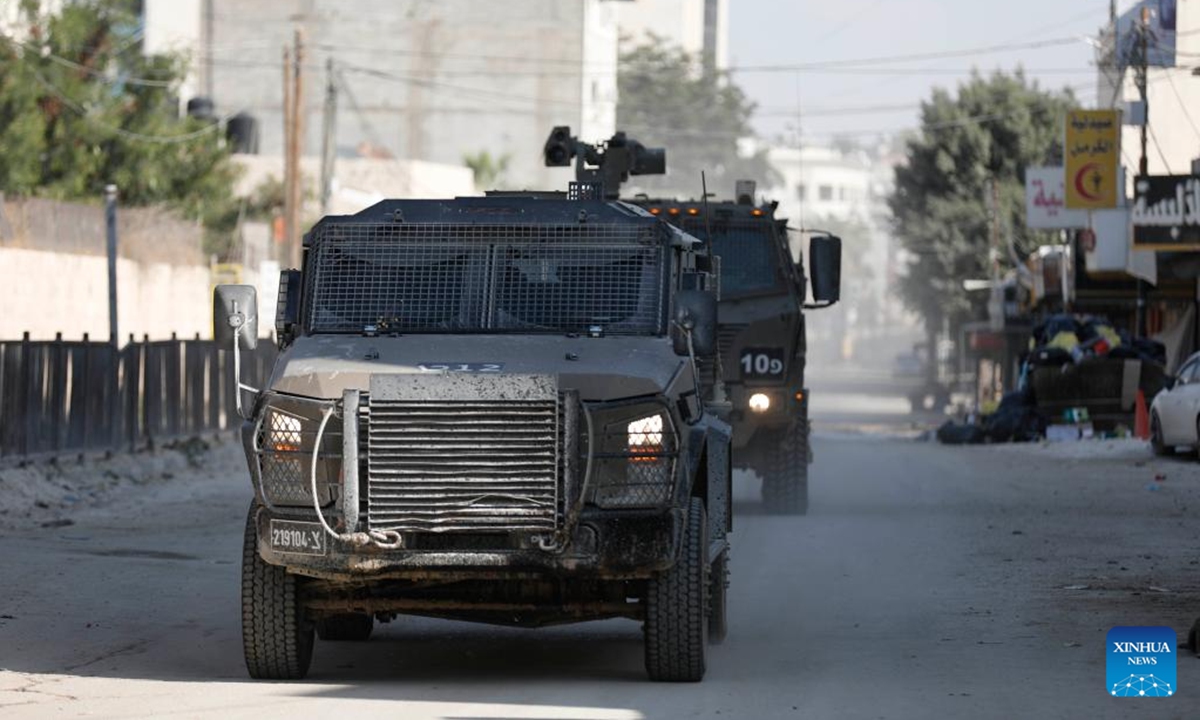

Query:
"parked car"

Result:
[[1150, 351, 1200, 455]]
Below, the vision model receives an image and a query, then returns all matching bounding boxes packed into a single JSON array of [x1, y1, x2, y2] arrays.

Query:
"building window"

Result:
[[797, 184, 806, 201], [819, 185, 833, 201]]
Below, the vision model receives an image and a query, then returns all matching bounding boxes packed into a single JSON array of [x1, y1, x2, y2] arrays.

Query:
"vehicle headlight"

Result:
[[627, 414, 665, 460], [586, 402, 677, 509], [266, 411, 304, 452], [749, 393, 771, 413], [255, 400, 341, 508]]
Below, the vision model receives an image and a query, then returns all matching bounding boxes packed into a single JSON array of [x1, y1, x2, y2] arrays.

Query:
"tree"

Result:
[[889, 71, 1075, 352], [0, 0, 242, 256], [617, 39, 773, 197], [462, 150, 510, 190]]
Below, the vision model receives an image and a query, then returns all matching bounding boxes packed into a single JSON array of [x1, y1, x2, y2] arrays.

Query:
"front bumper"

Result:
[[256, 504, 683, 581]]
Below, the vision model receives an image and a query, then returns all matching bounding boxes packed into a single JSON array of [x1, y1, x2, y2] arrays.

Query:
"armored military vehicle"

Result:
[[544, 128, 842, 515], [215, 188, 732, 683]]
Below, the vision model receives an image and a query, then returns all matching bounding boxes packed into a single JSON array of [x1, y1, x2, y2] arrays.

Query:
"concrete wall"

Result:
[[154, 0, 619, 190], [0, 198, 211, 342], [231, 154, 478, 218]]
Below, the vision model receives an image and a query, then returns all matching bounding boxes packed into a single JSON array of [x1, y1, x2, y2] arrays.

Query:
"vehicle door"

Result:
[[1161, 359, 1199, 445]]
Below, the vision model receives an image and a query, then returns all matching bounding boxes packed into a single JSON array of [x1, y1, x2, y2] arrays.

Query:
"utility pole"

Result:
[[319, 57, 338, 216], [105, 184, 118, 347], [1134, 6, 1150, 336], [283, 29, 306, 270]]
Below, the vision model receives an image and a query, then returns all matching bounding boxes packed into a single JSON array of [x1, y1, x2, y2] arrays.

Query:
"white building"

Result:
[[1097, 0, 1200, 178], [765, 142, 900, 328], [142, 0, 621, 190], [618, 0, 728, 68]]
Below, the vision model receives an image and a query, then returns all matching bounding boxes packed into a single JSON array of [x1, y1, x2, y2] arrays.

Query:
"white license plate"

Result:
[[268, 520, 327, 556]]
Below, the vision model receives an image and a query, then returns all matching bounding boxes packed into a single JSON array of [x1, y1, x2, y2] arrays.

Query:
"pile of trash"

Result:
[[1026, 314, 1166, 369], [938, 314, 1165, 446], [937, 387, 1044, 445]]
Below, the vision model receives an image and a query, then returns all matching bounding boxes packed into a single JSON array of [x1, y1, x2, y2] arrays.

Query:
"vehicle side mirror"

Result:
[[673, 290, 718, 358], [213, 284, 259, 350], [809, 235, 842, 305]]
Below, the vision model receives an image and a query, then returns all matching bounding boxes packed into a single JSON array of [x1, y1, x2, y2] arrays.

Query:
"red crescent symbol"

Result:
[[1074, 163, 1102, 202]]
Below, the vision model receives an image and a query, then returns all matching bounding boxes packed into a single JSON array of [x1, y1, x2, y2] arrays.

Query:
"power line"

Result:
[[724, 36, 1085, 73], [0, 34, 177, 87], [1163, 69, 1200, 142], [26, 66, 232, 144], [1147, 123, 1173, 172]]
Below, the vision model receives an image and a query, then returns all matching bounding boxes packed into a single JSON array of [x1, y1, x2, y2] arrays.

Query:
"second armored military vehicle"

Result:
[[543, 128, 841, 515]]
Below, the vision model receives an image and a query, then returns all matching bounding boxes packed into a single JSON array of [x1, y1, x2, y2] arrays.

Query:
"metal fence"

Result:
[[0, 333, 277, 460]]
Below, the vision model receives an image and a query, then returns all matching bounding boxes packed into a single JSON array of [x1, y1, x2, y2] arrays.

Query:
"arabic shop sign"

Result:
[[1132, 175, 1200, 249], [1064, 109, 1121, 210], [1025, 166, 1088, 229]]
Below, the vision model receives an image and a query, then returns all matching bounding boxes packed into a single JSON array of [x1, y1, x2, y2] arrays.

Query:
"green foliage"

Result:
[[617, 39, 772, 196], [889, 71, 1075, 332], [0, 0, 242, 257], [463, 150, 510, 190]]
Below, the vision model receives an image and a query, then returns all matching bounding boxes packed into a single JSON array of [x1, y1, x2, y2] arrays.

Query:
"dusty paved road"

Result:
[[4, 407, 1200, 718]]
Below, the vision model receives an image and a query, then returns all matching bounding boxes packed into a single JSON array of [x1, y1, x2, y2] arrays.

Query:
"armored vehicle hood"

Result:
[[267, 335, 689, 401]]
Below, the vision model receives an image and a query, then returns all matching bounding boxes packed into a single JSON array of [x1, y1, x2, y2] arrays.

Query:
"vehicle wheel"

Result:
[[644, 497, 708, 682], [316, 613, 373, 642], [708, 549, 728, 645], [1150, 413, 1174, 457], [242, 503, 314, 680], [762, 420, 809, 515]]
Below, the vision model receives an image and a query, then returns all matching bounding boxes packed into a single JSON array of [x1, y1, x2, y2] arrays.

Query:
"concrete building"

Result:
[[142, 0, 621, 190], [617, 0, 728, 68], [1097, 0, 1200, 179], [764, 142, 902, 334]]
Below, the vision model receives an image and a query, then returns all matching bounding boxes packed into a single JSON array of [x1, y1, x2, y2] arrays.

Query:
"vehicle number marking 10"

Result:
[[739, 348, 785, 378]]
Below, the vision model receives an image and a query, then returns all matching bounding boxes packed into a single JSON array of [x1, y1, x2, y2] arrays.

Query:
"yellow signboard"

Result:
[[1064, 109, 1121, 209]]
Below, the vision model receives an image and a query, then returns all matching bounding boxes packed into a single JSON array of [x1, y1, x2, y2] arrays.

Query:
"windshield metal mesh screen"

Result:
[[305, 223, 666, 334], [681, 219, 780, 296]]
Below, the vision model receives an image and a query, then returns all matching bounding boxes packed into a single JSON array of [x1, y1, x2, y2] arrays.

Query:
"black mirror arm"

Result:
[[803, 300, 838, 310]]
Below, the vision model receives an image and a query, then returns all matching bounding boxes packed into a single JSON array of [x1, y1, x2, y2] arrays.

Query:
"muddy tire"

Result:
[[644, 497, 709, 682], [316, 614, 373, 642], [1151, 413, 1174, 457], [708, 549, 728, 645], [242, 504, 314, 680], [762, 419, 809, 515]]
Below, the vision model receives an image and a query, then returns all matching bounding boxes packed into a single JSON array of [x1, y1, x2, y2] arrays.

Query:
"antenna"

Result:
[[701, 171, 714, 254]]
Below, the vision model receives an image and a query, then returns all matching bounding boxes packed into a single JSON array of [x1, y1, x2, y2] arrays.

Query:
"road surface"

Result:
[[3, 398, 1200, 718]]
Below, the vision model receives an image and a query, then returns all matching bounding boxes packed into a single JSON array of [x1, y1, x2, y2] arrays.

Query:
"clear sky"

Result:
[[727, 1, 1148, 144]]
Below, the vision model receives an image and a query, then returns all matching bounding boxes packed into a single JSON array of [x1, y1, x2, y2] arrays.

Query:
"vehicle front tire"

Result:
[[316, 613, 374, 642], [644, 497, 709, 682], [762, 419, 809, 515], [242, 503, 314, 680], [1150, 413, 1174, 457]]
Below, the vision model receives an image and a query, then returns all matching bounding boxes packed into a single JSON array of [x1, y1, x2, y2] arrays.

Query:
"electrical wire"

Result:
[[27, 66, 233, 144], [1164, 69, 1200, 142], [0, 34, 177, 87], [1147, 123, 1173, 172]]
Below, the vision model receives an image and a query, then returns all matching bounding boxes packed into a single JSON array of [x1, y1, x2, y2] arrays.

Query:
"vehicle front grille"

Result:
[[366, 397, 561, 533]]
